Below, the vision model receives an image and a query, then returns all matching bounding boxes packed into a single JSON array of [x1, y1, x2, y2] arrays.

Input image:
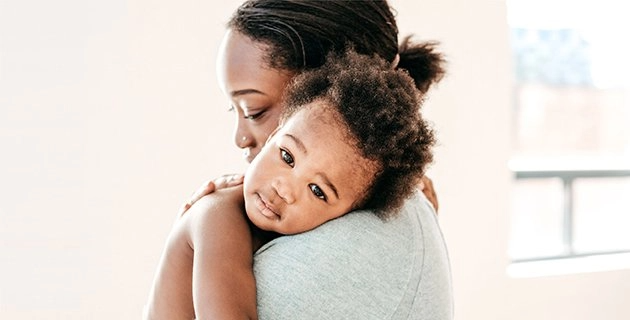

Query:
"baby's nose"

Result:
[[271, 177, 295, 204]]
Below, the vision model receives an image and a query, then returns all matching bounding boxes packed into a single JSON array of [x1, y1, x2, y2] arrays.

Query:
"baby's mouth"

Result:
[[255, 193, 280, 219]]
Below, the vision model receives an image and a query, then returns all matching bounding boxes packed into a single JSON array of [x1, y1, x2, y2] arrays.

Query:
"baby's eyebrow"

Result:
[[317, 172, 339, 200], [285, 134, 307, 155], [284, 133, 339, 200]]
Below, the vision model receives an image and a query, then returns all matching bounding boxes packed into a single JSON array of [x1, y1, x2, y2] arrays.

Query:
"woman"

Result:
[[145, 50, 439, 319], [167, 0, 452, 318]]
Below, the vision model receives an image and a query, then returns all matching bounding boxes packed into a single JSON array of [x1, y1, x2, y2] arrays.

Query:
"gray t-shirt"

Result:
[[253, 190, 453, 319]]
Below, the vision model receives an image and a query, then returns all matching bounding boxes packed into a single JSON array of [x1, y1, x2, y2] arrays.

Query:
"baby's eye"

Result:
[[309, 184, 327, 201], [280, 149, 294, 167]]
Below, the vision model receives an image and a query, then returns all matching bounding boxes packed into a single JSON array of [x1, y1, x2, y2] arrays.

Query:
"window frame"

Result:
[[512, 168, 630, 263]]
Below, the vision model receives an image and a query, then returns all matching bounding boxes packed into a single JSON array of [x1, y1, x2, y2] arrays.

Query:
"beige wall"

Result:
[[0, 0, 627, 319], [1, 1, 244, 318], [390, 0, 630, 319]]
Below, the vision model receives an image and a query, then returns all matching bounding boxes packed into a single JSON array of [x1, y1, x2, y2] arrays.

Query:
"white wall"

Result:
[[0, 0, 627, 319]]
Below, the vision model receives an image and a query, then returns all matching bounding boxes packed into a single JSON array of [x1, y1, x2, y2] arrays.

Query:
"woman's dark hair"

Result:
[[281, 49, 435, 217], [228, 0, 445, 94]]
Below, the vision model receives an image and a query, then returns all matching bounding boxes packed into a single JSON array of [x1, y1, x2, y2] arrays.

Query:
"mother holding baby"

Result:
[[148, 0, 453, 319]]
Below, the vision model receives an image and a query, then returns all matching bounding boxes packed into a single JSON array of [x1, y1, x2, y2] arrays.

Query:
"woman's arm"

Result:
[[144, 185, 257, 320]]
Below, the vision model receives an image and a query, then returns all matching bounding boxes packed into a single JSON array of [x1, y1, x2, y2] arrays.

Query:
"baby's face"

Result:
[[243, 102, 376, 234]]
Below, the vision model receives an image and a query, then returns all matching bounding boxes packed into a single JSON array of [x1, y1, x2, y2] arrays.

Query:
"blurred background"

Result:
[[1, 0, 628, 319]]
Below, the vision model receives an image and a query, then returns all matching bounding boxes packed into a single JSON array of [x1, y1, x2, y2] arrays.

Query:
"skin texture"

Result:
[[144, 186, 257, 320], [217, 29, 293, 163], [244, 102, 376, 235], [177, 173, 244, 217]]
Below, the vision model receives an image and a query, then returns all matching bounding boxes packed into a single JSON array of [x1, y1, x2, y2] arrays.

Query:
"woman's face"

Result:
[[216, 29, 294, 163]]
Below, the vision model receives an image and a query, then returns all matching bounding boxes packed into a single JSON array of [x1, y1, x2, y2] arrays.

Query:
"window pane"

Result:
[[508, 0, 630, 261], [514, 85, 629, 159], [573, 177, 630, 253], [510, 178, 565, 260], [509, 1, 630, 162]]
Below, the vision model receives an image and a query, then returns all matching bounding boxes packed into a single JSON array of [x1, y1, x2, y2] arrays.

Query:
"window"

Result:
[[507, 0, 630, 267]]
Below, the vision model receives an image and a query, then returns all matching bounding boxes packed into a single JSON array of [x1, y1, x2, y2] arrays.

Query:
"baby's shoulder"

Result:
[[184, 185, 245, 231], [195, 185, 244, 210]]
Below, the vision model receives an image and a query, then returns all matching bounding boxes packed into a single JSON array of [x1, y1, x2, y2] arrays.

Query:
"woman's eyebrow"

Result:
[[285, 134, 307, 155], [230, 88, 266, 97]]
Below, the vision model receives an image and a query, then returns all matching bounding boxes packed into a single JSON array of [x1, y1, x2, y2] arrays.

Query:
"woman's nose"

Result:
[[271, 177, 295, 204], [234, 120, 254, 149]]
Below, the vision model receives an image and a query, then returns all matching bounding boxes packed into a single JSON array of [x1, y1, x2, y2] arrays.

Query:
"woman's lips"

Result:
[[255, 193, 280, 219], [243, 149, 255, 163], [243, 148, 260, 163]]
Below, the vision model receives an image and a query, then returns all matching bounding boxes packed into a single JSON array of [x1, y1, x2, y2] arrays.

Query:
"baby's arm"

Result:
[[144, 201, 195, 320], [189, 186, 258, 319], [144, 185, 257, 320]]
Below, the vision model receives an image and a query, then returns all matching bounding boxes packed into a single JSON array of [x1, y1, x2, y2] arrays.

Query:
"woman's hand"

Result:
[[419, 176, 439, 213], [177, 174, 244, 217]]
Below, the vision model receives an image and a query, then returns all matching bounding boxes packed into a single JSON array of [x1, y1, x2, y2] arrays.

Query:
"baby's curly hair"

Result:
[[281, 49, 437, 218]]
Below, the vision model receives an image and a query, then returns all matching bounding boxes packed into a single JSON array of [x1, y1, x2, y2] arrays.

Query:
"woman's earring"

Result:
[[242, 136, 247, 142]]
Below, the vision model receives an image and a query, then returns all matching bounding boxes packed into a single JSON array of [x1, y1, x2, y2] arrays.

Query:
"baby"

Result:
[[145, 49, 436, 319]]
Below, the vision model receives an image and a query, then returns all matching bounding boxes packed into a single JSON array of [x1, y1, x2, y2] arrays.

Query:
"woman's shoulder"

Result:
[[253, 190, 452, 319], [259, 189, 435, 251], [316, 189, 436, 240], [255, 190, 441, 269]]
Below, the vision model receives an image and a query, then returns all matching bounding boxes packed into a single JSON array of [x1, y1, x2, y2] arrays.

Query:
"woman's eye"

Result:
[[309, 184, 327, 201], [280, 149, 294, 167], [244, 110, 264, 120]]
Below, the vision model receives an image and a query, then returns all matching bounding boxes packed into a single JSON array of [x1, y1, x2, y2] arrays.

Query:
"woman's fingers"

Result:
[[177, 174, 244, 217], [420, 176, 439, 213], [178, 180, 217, 217], [218, 174, 244, 189]]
